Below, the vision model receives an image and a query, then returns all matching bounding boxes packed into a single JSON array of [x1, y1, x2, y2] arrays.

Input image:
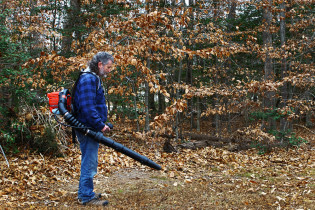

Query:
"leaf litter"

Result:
[[0, 130, 314, 209]]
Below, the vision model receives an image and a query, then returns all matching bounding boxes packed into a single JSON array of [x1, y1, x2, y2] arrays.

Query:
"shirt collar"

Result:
[[82, 67, 99, 78]]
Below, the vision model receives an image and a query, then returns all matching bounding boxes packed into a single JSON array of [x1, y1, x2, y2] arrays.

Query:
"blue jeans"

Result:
[[76, 131, 99, 203]]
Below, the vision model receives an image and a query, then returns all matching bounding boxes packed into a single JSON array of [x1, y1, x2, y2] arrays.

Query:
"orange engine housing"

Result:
[[47, 91, 71, 113]]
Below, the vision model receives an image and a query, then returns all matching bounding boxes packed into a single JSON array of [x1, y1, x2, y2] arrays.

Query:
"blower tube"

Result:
[[58, 89, 162, 170]]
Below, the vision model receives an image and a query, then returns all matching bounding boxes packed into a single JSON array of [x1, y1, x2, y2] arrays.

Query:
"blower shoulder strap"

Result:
[[71, 71, 98, 112], [71, 71, 97, 144]]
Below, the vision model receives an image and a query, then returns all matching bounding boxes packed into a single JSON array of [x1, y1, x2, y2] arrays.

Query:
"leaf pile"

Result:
[[0, 133, 314, 209]]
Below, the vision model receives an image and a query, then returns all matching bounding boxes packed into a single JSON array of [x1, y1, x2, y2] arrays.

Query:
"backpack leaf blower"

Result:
[[47, 89, 162, 170]]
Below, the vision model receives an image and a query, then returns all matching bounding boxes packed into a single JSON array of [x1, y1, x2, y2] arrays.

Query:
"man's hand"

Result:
[[101, 124, 111, 133]]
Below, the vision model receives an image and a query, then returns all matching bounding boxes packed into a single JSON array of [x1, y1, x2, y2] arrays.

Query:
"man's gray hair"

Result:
[[88, 52, 114, 74]]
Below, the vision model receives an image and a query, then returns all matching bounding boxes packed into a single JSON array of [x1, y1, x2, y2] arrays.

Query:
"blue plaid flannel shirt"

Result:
[[73, 72, 108, 132]]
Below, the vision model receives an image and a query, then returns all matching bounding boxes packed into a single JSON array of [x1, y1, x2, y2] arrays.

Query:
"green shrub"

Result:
[[31, 127, 62, 156], [249, 110, 307, 154]]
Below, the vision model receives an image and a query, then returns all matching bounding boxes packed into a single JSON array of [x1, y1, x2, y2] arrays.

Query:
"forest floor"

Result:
[[0, 123, 314, 209]]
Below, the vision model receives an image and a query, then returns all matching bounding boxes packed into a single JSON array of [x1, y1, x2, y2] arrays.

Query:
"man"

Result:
[[72, 52, 114, 206]]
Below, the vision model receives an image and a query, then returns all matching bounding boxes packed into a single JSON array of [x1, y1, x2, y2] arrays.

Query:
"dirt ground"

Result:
[[0, 127, 314, 209]]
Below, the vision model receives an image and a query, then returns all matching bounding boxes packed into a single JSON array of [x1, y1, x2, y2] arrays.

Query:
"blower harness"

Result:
[[47, 89, 162, 170]]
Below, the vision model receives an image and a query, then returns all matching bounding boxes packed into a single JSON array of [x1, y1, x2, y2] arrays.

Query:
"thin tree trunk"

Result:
[[197, 97, 201, 132], [149, 79, 156, 114], [186, 54, 194, 130], [305, 91, 313, 127], [175, 59, 182, 141], [189, 0, 195, 6], [29, 0, 40, 57], [158, 77, 166, 114], [262, 0, 275, 130], [279, 1, 290, 135], [227, 0, 236, 133], [213, 0, 220, 21], [227, 0, 236, 32], [144, 81, 150, 132], [62, 0, 81, 56], [132, 80, 140, 131], [144, 56, 151, 132]]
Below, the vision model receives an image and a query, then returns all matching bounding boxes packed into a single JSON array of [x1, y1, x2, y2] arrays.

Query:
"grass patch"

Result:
[[237, 171, 254, 178], [211, 167, 220, 172], [117, 188, 125, 194], [150, 175, 168, 181]]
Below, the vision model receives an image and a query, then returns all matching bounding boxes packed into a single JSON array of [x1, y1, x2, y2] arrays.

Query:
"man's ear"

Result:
[[98, 62, 102, 69]]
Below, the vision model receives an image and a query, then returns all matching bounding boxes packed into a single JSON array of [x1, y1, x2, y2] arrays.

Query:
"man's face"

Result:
[[98, 60, 113, 77]]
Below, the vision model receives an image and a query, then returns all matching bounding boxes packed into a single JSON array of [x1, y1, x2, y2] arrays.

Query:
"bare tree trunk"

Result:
[[213, 56, 221, 136], [226, 0, 237, 133], [262, 0, 275, 130], [279, 1, 290, 135], [213, 0, 220, 21], [29, 0, 41, 57], [214, 95, 220, 136], [189, 0, 195, 6], [132, 79, 140, 131], [144, 56, 151, 132], [149, 92, 156, 113], [144, 81, 150, 132], [186, 53, 194, 130], [62, 0, 81, 56], [175, 59, 183, 141], [186, 3, 196, 130], [227, 0, 236, 32], [305, 91, 313, 127], [51, 0, 57, 52], [158, 77, 166, 114], [197, 97, 201, 132], [263, 0, 273, 81]]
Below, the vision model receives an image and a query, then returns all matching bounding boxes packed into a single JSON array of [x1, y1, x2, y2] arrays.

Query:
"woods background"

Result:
[[0, 0, 314, 155]]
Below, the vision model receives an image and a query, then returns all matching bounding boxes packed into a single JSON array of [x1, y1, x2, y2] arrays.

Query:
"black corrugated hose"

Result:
[[57, 89, 162, 170]]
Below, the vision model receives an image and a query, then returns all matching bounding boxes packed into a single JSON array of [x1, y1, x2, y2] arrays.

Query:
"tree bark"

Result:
[[189, 0, 195, 6], [51, 0, 58, 52], [186, 54, 194, 130], [227, 0, 236, 32], [279, 2, 290, 134], [226, 0, 237, 133], [197, 97, 201, 132], [262, 0, 275, 130], [158, 77, 166, 114], [62, 0, 81, 56], [149, 91, 156, 113], [175, 59, 183, 141], [144, 56, 151, 132]]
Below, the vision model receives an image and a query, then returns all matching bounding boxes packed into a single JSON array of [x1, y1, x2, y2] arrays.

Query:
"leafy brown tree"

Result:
[[1, 0, 313, 153]]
